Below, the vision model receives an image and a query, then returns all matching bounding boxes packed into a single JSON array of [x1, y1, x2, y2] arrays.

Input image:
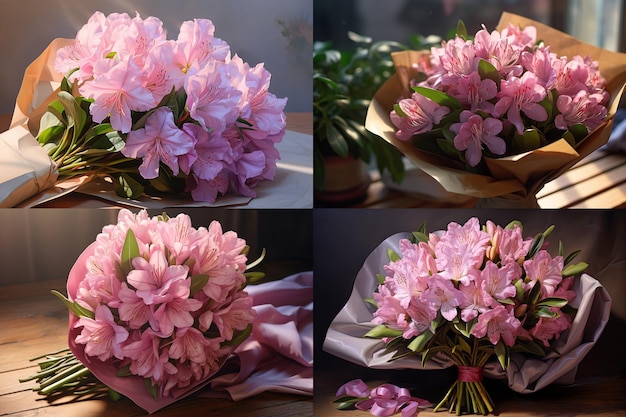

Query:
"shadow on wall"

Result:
[[0, 0, 312, 114], [0, 208, 312, 285]]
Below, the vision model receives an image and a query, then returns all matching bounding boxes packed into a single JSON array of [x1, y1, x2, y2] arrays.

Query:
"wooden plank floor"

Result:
[[315, 354, 626, 417], [328, 151, 626, 209], [0, 277, 312, 417]]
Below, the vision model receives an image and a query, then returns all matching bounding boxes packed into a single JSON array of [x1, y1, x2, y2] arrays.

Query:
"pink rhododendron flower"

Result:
[[450, 111, 505, 167], [438, 217, 491, 262], [420, 275, 464, 321], [123, 328, 178, 382], [486, 221, 532, 266], [173, 18, 230, 75], [480, 261, 517, 301], [495, 72, 548, 134], [118, 283, 152, 329], [459, 277, 492, 322], [122, 107, 196, 179], [529, 314, 572, 347], [169, 327, 215, 364], [80, 57, 156, 133], [185, 60, 243, 135], [555, 90, 608, 132], [75, 305, 129, 361], [448, 71, 497, 113], [523, 250, 564, 297], [520, 46, 557, 88], [552, 58, 593, 97], [152, 287, 203, 337], [390, 93, 450, 140], [472, 304, 521, 346], [126, 249, 190, 305]]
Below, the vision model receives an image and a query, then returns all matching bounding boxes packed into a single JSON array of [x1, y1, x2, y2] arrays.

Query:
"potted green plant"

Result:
[[314, 32, 442, 204]]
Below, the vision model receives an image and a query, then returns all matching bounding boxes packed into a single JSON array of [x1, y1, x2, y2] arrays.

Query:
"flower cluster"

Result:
[[49, 11, 287, 202], [334, 379, 431, 417], [366, 218, 586, 414], [58, 209, 258, 398], [390, 23, 608, 168]]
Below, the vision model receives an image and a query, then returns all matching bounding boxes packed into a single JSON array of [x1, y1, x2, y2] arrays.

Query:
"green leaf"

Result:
[[412, 231, 429, 243], [89, 131, 125, 152], [477, 59, 501, 87], [326, 123, 349, 157], [567, 124, 589, 144], [364, 325, 403, 339], [189, 274, 209, 296], [421, 345, 449, 367], [522, 129, 542, 151], [494, 341, 509, 370], [407, 330, 433, 352], [244, 271, 266, 284], [505, 220, 523, 230], [564, 249, 581, 265], [364, 297, 378, 309], [562, 261, 588, 277], [455, 336, 471, 353], [114, 173, 144, 200], [224, 323, 253, 346], [411, 86, 462, 110], [144, 378, 158, 401], [456, 19, 469, 40], [116, 365, 133, 377], [57, 91, 87, 141], [393, 103, 408, 118], [386, 249, 401, 262], [534, 306, 559, 318], [245, 248, 266, 271], [37, 125, 66, 146], [510, 339, 545, 356], [51, 290, 94, 319], [120, 228, 140, 281], [376, 273, 386, 284], [536, 297, 568, 308], [108, 389, 123, 401], [47, 100, 67, 126]]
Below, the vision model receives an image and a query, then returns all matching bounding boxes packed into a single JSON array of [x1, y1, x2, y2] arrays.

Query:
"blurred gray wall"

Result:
[[0, 209, 312, 285], [0, 0, 312, 114]]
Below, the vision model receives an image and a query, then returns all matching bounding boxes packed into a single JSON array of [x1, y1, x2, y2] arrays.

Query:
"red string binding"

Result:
[[457, 366, 483, 383]]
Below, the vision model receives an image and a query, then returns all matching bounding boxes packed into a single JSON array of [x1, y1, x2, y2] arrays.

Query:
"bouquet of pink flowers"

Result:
[[389, 22, 608, 168], [366, 12, 626, 207], [22, 209, 265, 413], [363, 218, 588, 415], [31, 11, 287, 202]]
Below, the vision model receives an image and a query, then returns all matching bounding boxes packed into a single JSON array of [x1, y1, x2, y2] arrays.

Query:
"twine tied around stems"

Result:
[[458, 366, 483, 383]]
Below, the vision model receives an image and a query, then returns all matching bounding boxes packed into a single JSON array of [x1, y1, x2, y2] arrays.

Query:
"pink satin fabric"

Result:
[[204, 271, 314, 400]]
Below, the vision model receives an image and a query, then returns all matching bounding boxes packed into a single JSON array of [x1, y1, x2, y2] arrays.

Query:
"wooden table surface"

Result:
[[321, 150, 626, 209], [315, 354, 626, 417], [0, 262, 313, 417]]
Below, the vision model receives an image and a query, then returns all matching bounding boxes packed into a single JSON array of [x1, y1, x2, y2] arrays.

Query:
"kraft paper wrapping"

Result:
[[0, 39, 71, 207], [323, 232, 612, 394], [365, 13, 626, 206]]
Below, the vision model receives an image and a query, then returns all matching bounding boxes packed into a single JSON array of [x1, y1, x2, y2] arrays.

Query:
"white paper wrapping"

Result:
[[0, 125, 57, 208], [323, 232, 612, 393]]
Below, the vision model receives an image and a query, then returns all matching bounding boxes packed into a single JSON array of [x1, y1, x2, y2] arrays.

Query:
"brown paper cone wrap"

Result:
[[366, 12, 626, 203], [10, 38, 73, 134]]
